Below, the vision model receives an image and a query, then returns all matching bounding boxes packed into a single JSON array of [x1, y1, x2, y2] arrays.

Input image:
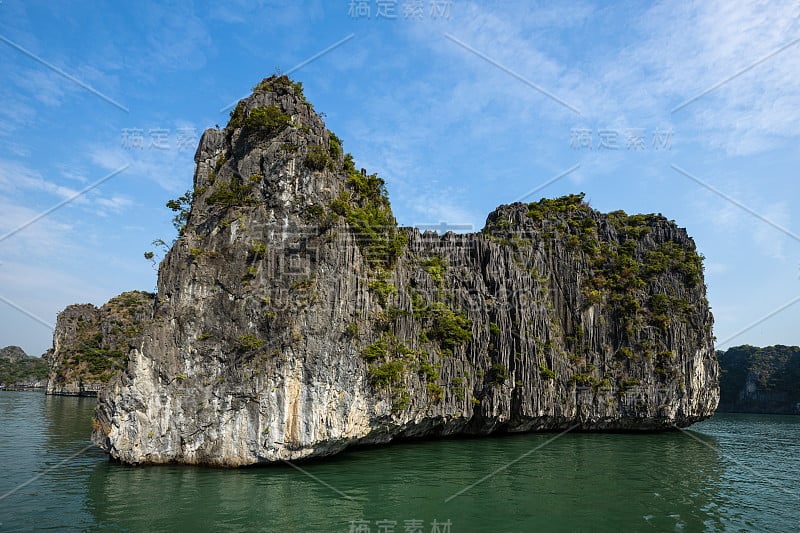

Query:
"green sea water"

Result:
[[0, 392, 798, 532]]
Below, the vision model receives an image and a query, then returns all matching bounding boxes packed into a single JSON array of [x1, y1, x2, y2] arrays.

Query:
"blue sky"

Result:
[[1, 1, 799, 357]]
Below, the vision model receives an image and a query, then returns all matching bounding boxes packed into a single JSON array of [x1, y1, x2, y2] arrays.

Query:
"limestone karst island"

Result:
[[48, 75, 716, 466]]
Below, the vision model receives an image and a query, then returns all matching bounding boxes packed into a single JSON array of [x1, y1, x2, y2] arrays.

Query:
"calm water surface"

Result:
[[0, 392, 798, 532]]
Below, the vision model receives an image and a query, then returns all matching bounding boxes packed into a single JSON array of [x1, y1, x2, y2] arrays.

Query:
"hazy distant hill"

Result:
[[0, 346, 48, 387], [717, 345, 800, 414]]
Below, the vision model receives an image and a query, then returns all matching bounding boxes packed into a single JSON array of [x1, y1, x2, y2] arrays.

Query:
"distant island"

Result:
[[717, 345, 800, 414], [0, 345, 48, 389], [1, 292, 154, 394], [45, 291, 155, 396]]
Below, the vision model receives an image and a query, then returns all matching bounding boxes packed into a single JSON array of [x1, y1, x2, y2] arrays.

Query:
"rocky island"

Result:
[[92, 75, 719, 465], [46, 291, 155, 396], [0, 345, 48, 389], [717, 345, 800, 414]]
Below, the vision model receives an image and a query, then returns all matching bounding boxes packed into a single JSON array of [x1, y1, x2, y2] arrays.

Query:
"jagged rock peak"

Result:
[[187, 75, 354, 224], [93, 76, 718, 466]]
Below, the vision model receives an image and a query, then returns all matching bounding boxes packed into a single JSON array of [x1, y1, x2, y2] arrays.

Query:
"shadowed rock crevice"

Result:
[[92, 75, 719, 466]]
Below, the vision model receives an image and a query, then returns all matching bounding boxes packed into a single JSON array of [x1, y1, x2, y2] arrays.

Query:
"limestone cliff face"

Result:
[[47, 291, 155, 396], [93, 76, 718, 465]]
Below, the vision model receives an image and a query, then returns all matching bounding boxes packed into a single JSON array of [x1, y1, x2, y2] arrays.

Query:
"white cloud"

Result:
[[415, 1, 800, 156], [0, 158, 137, 219], [0, 159, 84, 202], [688, 176, 795, 259], [88, 141, 197, 194], [632, 0, 800, 154], [0, 198, 76, 262], [11, 69, 69, 107], [95, 195, 135, 215], [0, 95, 36, 129]]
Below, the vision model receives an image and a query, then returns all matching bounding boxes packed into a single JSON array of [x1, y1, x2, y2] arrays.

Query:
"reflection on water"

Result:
[[42, 394, 97, 444], [85, 427, 727, 532], [0, 393, 103, 532], [2, 393, 799, 532]]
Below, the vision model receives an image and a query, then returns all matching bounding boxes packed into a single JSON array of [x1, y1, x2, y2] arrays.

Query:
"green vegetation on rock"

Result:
[[252, 75, 307, 103], [305, 145, 332, 171], [510, 193, 705, 351], [426, 302, 472, 350], [420, 256, 446, 285], [206, 176, 258, 207], [328, 153, 407, 268], [243, 105, 292, 137], [166, 190, 193, 236]]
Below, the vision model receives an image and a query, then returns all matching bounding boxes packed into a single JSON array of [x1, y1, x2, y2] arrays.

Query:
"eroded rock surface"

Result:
[[93, 76, 718, 465]]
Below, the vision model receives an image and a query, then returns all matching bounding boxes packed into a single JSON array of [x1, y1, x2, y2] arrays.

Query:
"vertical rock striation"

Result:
[[93, 76, 719, 465]]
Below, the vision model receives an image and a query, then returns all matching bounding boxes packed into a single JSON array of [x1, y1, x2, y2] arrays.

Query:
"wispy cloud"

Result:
[[88, 147, 194, 194], [686, 172, 793, 259], [10, 68, 71, 107], [424, 1, 800, 156], [0, 198, 75, 261], [95, 195, 135, 215], [0, 158, 133, 217], [634, 0, 800, 154]]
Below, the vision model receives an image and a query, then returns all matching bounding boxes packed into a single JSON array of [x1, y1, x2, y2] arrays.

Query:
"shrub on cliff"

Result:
[[243, 105, 291, 137]]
